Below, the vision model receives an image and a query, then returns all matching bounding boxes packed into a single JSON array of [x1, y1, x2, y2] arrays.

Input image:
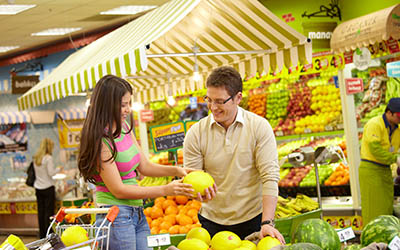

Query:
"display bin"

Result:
[[152, 234, 186, 250], [275, 208, 322, 243]]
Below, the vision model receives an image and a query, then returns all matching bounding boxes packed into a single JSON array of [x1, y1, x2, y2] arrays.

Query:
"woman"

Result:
[[33, 138, 57, 239], [78, 75, 194, 250]]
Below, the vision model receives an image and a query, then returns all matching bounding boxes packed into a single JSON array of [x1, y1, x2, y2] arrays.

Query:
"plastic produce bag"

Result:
[[0, 234, 28, 250]]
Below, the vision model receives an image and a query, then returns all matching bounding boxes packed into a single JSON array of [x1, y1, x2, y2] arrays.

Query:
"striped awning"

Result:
[[56, 108, 87, 120], [18, 0, 312, 108], [0, 111, 31, 125], [129, 0, 312, 103]]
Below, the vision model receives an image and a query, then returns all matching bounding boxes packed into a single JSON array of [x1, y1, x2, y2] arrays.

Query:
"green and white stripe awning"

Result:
[[18, 0, 312, 108], [129, 0, 312, 103], [18, 0, 201, 110]]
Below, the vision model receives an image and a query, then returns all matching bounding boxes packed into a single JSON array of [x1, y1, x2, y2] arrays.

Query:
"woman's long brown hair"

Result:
[[78, 75, 134, 184]]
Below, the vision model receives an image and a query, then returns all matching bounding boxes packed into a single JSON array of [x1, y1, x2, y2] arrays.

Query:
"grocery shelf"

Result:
[[279, 185, 351, 197], [276, 130, 345, 142]]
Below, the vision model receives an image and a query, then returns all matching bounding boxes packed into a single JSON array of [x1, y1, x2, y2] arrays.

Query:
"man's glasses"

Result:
[[204, 95, 234, 105]]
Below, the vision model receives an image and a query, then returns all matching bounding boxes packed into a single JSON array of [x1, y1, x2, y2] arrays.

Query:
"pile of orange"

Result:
[[324, 163, 350, 186], [144, 195, 202, 235], [248, 93, 267, 117]]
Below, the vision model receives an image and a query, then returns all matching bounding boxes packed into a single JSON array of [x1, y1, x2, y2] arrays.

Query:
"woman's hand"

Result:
[[174, 167, 197, 178], [164, 179, 194, 197]]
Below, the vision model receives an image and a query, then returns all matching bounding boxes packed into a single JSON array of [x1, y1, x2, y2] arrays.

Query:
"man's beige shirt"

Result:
[[183, 107, 280, 225]]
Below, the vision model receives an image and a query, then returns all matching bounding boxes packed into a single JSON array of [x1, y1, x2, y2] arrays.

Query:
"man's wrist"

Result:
[[261, 219, 275, 227]]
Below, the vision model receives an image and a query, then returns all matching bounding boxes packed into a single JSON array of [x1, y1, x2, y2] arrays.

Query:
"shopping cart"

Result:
[[25, 206, 119, 250]]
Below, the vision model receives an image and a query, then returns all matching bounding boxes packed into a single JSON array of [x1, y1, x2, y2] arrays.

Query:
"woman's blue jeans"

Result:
[[95, 205, 151, 250]]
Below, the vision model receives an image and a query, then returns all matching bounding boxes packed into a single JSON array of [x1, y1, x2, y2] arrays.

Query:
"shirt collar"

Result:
[[209, 107, 244, 128], [383, 114, 398, 135]]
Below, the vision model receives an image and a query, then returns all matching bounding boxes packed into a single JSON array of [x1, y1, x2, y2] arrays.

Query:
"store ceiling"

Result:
[[0, 0, 169, 60]]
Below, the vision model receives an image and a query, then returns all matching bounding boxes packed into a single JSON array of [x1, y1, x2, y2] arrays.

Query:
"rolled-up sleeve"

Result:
[[254, 119, 280, 197]]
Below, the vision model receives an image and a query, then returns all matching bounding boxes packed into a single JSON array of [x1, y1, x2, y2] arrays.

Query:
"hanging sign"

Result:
[[150, 121, 185, 152], [11, 75, 39, 94], [140, 110, 154, 122], [387, 60, 400, 78], [298, 53, 344, 75], [57, 119, 84, 149], [345, 78, 364, 95]]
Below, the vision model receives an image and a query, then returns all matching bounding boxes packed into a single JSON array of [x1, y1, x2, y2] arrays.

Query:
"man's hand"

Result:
[[195, 183, 217, 202], [260, 224, 286, 245]]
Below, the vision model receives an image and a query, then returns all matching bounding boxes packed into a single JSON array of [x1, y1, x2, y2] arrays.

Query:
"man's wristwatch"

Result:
[[261, 219, 275, 227]]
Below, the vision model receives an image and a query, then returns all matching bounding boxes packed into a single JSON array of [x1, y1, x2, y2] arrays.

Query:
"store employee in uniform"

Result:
[[359, 97, 400, 224]]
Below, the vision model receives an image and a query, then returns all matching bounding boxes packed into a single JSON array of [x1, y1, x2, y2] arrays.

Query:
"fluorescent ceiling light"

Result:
[[0, 46, 19, 53], [0, 4, 36, 15], [31, 28, 82, 36], [100, 5, 156, 15]]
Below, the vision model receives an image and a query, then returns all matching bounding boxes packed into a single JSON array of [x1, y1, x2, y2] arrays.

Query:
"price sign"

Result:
[[185, 120, 198, 132], [337, 227, 356, 242], [275, 131, 284, 137], [150, 121, 185, 152], [304, 128, 312, 134], [147, 234, 171, 247], [389, 235, 400, 250], [57, 119, 84, 149]]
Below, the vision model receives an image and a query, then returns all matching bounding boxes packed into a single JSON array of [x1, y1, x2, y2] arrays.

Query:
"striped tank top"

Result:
[[94, 122, 142, 206]]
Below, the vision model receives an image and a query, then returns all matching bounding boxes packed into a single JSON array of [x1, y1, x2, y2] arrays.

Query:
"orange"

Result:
[[192, 214, 199, 223], [150, 218, 162, 228], [165, 205, 178, 215], [175, 195, 189, 205], [162, 200, 177, 210], [150, 226, 159, 235], [150, 206, 164, 219], [187, 208, 198, 218], [179, 225, 190, 234], [159, 221, 172, 231], [144, 207, 152, 217], [154, 197, 166, 205], [179, 207, 189, 215], [166, 196, 175, 200], [190, 200, 202, 210], [178, 215, 193, 226], [168, 225, 180, 234], [163, 214, 176, 225], [159, 229, 168, 234], [146, 217, 152, 226]]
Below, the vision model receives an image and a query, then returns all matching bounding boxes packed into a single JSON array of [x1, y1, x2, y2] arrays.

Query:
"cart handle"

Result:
[[54, 206, 120, 222]]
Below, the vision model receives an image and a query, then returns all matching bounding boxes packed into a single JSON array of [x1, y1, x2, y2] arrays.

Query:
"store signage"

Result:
[[184, 120, 198, 131], [302, 22, 337, 50], [345, 78, 364, 95], [387, 61, 400, 78], [57, 119, 84, 149], [140, 109, 154, 122], [11, 75, 39, 94], [324, 215, 363, 231], [189, 96, 198, 109], [147, 234, 171, 247], [150, 121, 185, 152], [337, 227, 356, 242], [298, 53, 344, 75]]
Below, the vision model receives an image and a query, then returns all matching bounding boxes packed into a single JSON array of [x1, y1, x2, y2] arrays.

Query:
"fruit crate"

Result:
[[152, 234, 186, 250], [275, 208, 322, 243]]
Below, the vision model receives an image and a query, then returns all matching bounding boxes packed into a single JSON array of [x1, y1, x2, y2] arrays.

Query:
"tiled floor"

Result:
[[0, 234, 40, 245]]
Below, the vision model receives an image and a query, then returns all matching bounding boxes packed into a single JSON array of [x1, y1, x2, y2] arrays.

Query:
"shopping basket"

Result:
[[25, 206, 119, 250]]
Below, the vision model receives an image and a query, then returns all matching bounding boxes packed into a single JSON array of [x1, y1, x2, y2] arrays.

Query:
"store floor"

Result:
[[0, 234, 39, 245]]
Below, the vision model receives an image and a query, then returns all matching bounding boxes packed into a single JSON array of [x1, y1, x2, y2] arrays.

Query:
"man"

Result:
[[359, 97, 400, 225], [183, 66, 284, 243]]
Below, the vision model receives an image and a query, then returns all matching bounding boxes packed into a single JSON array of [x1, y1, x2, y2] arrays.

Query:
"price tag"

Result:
[[325, 125, 333, 131], [389, 235, 400, 250], [147, 233, 171, 247], [304, 128, 312, 134], [337, 227, 355, 242], [275, 131, 284, 137], [336, 124, 344, 130]]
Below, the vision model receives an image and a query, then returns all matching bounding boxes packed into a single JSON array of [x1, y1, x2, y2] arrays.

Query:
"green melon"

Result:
[[343, 244, 362, 250], [293, 218, 340, 250], [285, 243, 322, 250], [360, 215, 400, 246]]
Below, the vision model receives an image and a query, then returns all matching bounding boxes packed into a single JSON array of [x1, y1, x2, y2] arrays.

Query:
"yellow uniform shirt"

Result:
[[361, 115, 400, 165], [183, 107, 279, 225]]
